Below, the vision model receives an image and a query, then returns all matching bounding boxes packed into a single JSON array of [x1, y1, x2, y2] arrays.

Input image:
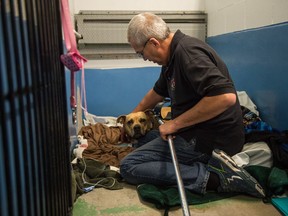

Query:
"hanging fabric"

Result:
[[60, 0, 87, 124], [60, 0, 115, 127]]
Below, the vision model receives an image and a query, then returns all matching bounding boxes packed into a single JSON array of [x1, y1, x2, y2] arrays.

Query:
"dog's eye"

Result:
[[139, 118, 147, 123], [127, 119, 134, 125]]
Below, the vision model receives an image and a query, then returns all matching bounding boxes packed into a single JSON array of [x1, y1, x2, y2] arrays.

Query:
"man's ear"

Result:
[[116, 115, 126, 124], [149, 38, 160, 47]]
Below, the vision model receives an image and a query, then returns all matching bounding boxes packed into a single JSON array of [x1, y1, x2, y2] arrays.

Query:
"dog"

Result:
[[117, 109, 159, 143]]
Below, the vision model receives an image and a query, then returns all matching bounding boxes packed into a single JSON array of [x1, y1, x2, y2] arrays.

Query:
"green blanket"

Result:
[[137, 166, 288, 214]]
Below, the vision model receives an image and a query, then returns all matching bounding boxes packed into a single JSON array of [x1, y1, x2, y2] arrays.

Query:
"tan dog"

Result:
[[117, 109, 159, 143]]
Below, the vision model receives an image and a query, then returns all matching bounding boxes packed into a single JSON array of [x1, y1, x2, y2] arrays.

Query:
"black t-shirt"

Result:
[[153, 30, 244, 156]]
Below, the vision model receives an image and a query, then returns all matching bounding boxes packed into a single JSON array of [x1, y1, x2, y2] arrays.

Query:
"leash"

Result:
[[153, 99, 191, 216], [60, 0, 87, 124]]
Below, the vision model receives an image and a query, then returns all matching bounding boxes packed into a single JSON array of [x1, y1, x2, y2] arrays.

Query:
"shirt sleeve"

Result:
[[183, 55, 235, 97]]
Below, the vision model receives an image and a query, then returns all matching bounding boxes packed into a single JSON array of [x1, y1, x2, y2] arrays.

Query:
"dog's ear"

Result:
[[144, 109, 159, 130], [144, 109, 154, 118], [116, 115, 126, 124]]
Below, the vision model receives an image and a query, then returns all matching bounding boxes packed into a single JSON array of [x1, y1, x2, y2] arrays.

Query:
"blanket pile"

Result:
[[78, 123, 134, 167]]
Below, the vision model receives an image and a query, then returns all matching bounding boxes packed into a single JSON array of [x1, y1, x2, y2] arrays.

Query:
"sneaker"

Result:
[[208, 149, 265, 198]]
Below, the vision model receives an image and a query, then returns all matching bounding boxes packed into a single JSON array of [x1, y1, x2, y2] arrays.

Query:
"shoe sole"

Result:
[[213, 149, 266, 198]]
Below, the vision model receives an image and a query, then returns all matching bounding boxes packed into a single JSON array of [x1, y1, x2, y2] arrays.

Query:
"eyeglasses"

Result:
[[136, 38, 150, 58]]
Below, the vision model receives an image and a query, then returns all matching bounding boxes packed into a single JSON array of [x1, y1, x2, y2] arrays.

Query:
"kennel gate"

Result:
[[0, 0, 72, 216]]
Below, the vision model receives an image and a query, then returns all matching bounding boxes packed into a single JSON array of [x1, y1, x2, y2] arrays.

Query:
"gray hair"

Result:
[[127, 12, 171, 48]]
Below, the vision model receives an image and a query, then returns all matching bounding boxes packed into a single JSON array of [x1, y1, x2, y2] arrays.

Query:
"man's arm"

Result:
[[133, 89, 164, 112], [159, 93, 237, 140]]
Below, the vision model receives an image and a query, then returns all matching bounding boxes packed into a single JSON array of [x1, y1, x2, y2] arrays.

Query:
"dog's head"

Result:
[[117, 109, 158, 141]]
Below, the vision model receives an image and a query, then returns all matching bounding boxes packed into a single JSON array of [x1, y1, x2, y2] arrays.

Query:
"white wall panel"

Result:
[[71, 0, 288, 38], [205, 0, 288, 36], [272, 0, 288, 24], [208, 11, 226, 37], [245, 0, 273, 29], [73, 0, 205, 13], [226, 2, 246, 33]]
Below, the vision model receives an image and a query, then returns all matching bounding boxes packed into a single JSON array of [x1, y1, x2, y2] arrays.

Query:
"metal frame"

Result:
[[75, 11, 207, 59], [0, 1, 72, 215]]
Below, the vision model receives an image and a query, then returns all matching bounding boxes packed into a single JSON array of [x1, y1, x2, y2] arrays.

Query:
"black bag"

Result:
[[245, 130, 288, 169]]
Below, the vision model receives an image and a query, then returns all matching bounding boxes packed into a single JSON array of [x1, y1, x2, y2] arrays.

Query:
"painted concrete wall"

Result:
[[69, 1, 288, 130], [207, 22, 288, 130], [70, 0, 288, 37], [71, 0, 205, 13], [205, 0, 288, 36], [84, 67, 160, 117]]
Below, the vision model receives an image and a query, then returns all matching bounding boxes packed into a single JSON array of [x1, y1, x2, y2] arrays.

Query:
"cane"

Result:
[[154, 100, 191, 216]]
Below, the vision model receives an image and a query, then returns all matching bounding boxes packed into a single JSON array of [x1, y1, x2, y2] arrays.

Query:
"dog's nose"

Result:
[[134, 125, 141, 132]]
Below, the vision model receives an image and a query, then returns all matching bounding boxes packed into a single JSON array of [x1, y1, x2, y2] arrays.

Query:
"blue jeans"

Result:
[[120, 130, 211, 194]]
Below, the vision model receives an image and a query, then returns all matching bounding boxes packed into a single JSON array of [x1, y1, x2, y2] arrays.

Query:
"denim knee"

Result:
[[119, 155, 139, 185], [134, 129, 160, 148]]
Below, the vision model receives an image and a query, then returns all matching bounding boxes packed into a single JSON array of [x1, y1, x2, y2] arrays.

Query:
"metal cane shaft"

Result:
[[159, 120, 191, 216], [167, 136, 191, 216]]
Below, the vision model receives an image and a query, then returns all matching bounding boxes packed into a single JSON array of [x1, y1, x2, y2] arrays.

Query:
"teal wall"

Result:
[[207, 22, 288, 130], [84, 67, 161, 117], [82, 22, 288, 131]]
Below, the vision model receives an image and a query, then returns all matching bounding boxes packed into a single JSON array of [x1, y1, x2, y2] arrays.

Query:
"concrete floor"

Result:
[[72, 182, 281, 216]]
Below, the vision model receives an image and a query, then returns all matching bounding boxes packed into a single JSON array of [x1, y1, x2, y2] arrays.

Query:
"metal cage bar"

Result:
[[0, 1, 72, 216]]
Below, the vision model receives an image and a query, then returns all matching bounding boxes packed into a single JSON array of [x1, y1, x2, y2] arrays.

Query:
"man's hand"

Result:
[[159, 120, 177, 141]]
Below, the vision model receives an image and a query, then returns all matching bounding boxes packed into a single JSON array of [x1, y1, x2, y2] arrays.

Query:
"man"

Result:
[[120, 12, 265, 198]]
